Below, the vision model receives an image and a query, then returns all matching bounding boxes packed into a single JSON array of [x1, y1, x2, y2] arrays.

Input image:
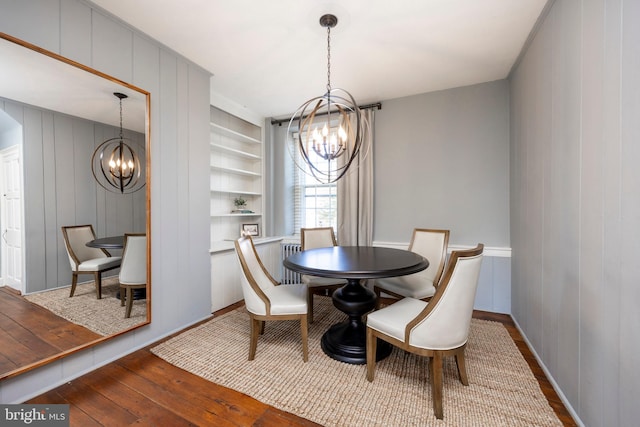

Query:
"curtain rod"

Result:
[[270, 102, 382, 126]]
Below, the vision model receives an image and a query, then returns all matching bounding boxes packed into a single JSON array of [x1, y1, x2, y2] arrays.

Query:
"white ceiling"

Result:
[[90, 0, 548, 119], [0, 36, 147, 133]]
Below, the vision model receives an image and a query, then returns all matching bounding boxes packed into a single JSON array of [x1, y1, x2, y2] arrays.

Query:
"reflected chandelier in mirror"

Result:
[[92, 92, 146, 194]]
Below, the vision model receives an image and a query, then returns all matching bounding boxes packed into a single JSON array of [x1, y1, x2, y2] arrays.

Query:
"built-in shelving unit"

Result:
[[209, 106, 264, 244]]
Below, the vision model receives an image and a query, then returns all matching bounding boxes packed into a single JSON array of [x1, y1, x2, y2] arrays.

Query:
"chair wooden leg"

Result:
[[69, 273, 78, 297], [125, 288, 134, 318], [308, 291, 314, 323], [94, 272, 102, 299], [455, 349, 469, 385], [249, 317, 260, 361], [259, 320, 265, 335], [374, 286, 382, 310], [430, 353, 444, 419], [300, 314, 308, 362], [366, 327, 377, 381]]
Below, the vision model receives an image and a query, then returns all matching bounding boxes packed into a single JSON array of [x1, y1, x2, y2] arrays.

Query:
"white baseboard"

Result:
[[511, 317, 585, 427]]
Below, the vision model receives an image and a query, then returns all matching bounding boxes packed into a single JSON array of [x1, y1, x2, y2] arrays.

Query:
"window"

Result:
[[292, 133, 338, 232]]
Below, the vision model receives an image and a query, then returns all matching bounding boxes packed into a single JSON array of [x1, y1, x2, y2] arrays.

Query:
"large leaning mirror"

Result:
[[0, 33, 150, 380]]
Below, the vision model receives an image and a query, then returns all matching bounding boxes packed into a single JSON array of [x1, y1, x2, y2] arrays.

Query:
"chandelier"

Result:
[[91, 92, 145, 194], [287, 14, 366, 184]]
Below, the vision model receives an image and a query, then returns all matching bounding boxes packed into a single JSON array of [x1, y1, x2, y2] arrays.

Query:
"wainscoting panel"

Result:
[[373, 241, 511, 314]]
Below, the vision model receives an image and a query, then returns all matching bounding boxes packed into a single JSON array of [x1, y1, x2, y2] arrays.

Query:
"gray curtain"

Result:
[[337, 109, 374, 246]]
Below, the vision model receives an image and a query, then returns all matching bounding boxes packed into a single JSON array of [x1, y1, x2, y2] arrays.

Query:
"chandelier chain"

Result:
[[326, 25, 331, 92], [287, 13, 366, 184], [118, 97, 124, 140]]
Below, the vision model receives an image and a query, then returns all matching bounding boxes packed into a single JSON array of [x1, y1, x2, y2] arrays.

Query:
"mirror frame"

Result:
[[0, 32, 151, 380]]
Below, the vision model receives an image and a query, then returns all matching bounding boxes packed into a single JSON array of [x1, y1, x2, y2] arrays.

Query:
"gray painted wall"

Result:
[[0, 97, 145, 293], [374, 80, 510, 247], [0, 112, 20, 150], [0, 0, 211, 403], [510, 0, 638, 425]]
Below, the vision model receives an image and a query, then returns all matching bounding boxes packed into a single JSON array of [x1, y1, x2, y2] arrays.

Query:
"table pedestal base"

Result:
[[321, 279, 392, 364], [116, 289, 146, 300]]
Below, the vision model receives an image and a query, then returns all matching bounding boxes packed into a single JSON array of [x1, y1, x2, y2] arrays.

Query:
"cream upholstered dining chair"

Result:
[[234, 234, 309, 362], [61, 225, 122, 299], [366, 244, 484, 420], [119, 233, 147, 318], [373, 228, 449, 309], [300, 227, 347, 323]]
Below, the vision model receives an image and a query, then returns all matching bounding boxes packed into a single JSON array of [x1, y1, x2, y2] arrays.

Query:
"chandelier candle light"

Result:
[[91, 92, 145, 194], [287, 14, 366, 184]]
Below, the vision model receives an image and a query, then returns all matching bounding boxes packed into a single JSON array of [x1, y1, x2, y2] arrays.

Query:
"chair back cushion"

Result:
[[301, 227, 337, 250], [408, 229, 449, 287], [300, 227, 341, 284], [235, 236, 277, 315], [119, 234, 147, 285], [410, 246, 483, 350], [62, 225, 107, 269]]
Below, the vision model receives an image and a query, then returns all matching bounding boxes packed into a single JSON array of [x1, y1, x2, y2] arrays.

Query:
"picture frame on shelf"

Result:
[[241, 223, 259, 237]]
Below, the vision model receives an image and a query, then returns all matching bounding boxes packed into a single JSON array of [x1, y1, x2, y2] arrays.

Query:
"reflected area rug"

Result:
[[24, 277, 147, 336], [151, 298, 561, 426]]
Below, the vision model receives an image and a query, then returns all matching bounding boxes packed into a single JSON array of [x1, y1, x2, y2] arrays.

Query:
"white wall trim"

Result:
[[279, 236, 512, 258], [373, 241, 512, 258]]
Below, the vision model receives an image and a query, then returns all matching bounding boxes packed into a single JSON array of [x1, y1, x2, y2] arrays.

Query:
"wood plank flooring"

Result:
[[0, 286, 101, 378], [23, 301, 576, 426]]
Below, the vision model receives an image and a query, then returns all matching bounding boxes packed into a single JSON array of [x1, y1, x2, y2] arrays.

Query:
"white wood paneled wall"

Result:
[[510, 1, 640, 425]]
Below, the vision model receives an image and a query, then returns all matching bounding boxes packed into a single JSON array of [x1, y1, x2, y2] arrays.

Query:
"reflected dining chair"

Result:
[[373, 228, 449, 309], [119, 233, 147, 318], [366, 244, 484, 419], [300, 227, 347, 323], [234, 235, 309, 362], [61, 225, 122, 299]]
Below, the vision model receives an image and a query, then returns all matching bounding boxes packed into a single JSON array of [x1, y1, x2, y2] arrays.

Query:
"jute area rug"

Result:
[[151, 298, 562, 426], [24, 277, 146, 336]]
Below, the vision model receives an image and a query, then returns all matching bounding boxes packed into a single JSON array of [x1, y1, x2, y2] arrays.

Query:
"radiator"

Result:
[[281, 243, 302, 284]]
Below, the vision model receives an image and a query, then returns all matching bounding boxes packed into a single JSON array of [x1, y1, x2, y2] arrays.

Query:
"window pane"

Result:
[[293, 132, 338, 232]]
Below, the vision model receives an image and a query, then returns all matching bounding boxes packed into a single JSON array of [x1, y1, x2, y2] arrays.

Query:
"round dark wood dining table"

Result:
[[284, 246, 429, 364]]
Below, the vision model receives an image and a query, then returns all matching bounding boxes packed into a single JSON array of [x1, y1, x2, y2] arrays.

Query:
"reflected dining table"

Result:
[[284, 246, 428, 364], [86, 235, 124, 250]]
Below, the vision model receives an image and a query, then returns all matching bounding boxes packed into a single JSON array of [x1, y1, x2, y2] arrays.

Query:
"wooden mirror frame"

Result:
[[0, 32, 151, 380]]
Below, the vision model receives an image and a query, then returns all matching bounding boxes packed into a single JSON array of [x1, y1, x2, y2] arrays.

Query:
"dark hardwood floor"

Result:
[[0, 286, 101, 378], [23, 301, 576, 426]]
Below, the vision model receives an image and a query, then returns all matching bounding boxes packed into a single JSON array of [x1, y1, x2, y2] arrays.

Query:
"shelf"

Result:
[[210, 236, 283, 254], [210, 105, 264, 253], [211, 165, 261, 177], [210, 189, 261, 196], [210, 122, 261, 145], [210, 143, 261, 160], [211, 213, 263, 218]]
